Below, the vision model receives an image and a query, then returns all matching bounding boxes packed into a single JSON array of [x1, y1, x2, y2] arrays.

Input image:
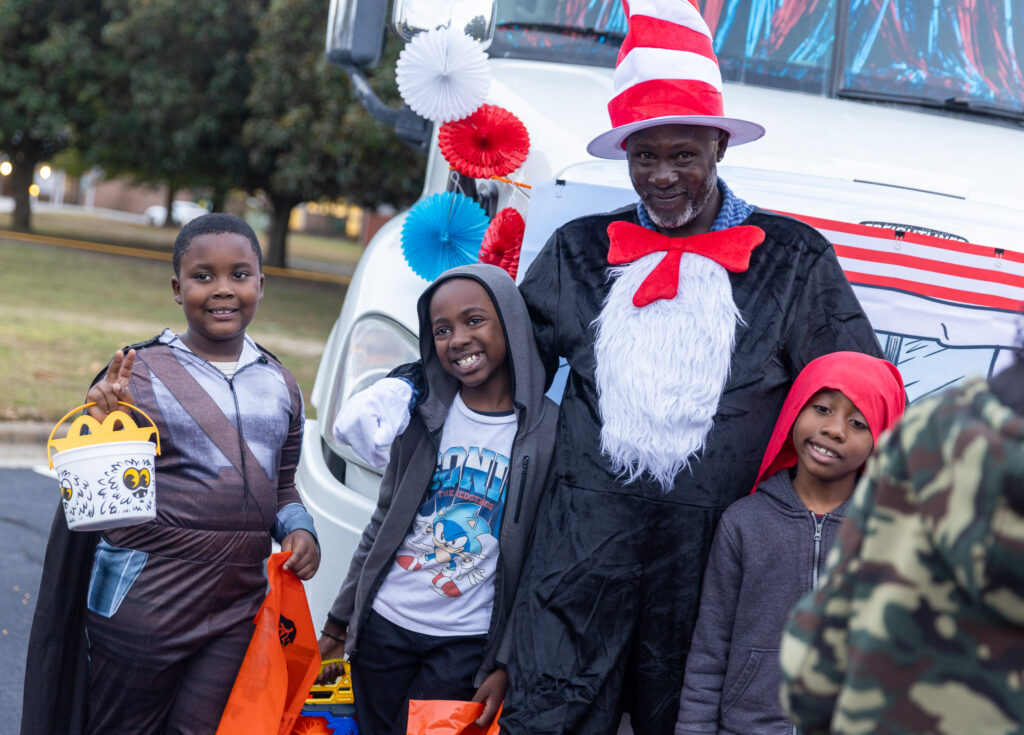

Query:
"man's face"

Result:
[[625, 124, 729, 236]]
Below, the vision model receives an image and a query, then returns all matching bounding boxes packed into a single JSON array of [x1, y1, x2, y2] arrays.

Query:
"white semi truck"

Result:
[[297, 0, 1024, 643]]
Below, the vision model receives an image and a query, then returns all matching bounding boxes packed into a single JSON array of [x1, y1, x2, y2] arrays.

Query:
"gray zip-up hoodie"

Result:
[[328, 263, 559, 685], [676, 471, 850, 735]]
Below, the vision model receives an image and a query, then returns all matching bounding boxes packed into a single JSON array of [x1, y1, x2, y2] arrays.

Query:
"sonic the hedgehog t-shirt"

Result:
[[372, 393, 517, 637]]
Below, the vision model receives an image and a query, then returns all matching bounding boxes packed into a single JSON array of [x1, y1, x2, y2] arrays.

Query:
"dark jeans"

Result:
[[351, 609, 487, 735]]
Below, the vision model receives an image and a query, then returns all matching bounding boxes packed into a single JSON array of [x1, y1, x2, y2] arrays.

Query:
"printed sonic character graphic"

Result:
[[97, 457, 155, 517], [396, 503, 491, 597]]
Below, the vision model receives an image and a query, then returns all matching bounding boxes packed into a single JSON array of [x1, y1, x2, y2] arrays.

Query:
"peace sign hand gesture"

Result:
[[87, 349, 137, 421]]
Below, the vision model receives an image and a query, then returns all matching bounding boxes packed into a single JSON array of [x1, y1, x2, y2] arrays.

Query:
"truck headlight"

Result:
[[323, 314, 420, 462]]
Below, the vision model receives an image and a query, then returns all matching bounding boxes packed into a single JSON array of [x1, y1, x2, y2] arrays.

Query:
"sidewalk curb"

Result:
[[0, 422, 52, 468], [0, 422, 52, 444]]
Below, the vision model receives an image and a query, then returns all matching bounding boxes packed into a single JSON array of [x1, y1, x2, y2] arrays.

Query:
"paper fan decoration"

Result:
[[478, 207, 525, 280], [439, 104, 531, 179], [402, 191, 490, 281], [500, 245, 523, 281], [396, 27, 491, 123]]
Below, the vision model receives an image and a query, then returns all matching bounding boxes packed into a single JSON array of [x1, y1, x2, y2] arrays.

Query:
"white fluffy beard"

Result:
[[593, 253, 742, 492]]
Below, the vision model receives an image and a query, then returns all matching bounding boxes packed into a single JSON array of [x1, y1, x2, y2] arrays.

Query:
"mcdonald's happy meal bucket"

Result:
[[47, 402, 161, 531]]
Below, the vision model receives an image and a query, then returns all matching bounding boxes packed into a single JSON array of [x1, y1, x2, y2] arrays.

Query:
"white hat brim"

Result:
[[586, 115, 765, 159]]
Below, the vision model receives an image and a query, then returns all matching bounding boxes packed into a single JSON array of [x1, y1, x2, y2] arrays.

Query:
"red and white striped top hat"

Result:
[[587, 0, 765, 159]]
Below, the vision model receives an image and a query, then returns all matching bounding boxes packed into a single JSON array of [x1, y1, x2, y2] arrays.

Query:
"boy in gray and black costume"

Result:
[[24, 214, 319, 735]]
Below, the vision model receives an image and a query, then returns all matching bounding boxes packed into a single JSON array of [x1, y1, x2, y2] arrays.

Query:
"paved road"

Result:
[[1, 464, 57, 734]]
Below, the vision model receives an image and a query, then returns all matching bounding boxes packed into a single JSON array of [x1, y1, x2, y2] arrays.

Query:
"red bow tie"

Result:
[[606, 221, 766, 307]]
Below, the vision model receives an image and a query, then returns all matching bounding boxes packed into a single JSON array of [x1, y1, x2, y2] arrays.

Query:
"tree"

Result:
[[82, 0, 262, 223], [2, 0, 424, 256], [0, 0, 108, 231], [244, 0, 423, 267]]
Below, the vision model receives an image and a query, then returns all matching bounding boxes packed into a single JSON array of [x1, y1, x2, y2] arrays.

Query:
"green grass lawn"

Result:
[[0, 235, 348, 422]]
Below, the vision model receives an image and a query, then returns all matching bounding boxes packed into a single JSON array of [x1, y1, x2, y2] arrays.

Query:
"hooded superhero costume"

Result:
[[22, 333, 313, 735]]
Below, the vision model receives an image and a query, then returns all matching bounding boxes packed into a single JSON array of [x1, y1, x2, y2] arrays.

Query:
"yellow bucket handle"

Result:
[[47, 401, 161, 469], [307, 658, 354, 705]]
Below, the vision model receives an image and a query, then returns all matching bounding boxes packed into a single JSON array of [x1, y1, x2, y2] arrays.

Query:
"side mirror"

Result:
[[326, 0, 388, 70], [391, 0, 496, 47]]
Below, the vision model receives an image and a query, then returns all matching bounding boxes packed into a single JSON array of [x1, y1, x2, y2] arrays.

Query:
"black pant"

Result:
[[351, 610, 488, 735]]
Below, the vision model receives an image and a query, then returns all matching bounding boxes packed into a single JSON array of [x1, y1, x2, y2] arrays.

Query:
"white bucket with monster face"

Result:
[[52, 441, 158, 530], [47, 402, 161, 531]]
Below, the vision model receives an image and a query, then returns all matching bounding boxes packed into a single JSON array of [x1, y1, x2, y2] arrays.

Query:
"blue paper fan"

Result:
[[401, 192, 490, 281]]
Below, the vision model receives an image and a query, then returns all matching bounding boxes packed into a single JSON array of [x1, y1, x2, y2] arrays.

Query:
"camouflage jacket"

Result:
[[779, 377, 1024, 735]]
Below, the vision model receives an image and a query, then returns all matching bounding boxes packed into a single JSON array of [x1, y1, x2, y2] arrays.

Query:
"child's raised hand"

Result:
[[87, 349, 136, 421], [471, 667, 507, 727], [281, 529, 320, 580]]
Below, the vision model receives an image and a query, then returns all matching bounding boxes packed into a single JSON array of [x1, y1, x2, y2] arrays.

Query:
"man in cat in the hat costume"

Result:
[[334, 1, 883, 733], [496, 1, 883, 732]]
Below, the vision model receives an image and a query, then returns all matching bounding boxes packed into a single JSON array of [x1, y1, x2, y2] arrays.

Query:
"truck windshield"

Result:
[[491, 0, 1023, 120], [490, 0, 627, 66]]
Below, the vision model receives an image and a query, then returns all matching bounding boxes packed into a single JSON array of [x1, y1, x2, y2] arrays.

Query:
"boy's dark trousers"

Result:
[[351, 609, 487, 735]]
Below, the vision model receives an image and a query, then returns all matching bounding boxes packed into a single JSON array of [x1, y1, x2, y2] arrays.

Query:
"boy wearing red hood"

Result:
[[675, 351, 905, 735]]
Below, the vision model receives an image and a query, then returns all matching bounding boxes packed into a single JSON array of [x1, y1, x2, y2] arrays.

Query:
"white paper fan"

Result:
[[396, 27, 491, 123]]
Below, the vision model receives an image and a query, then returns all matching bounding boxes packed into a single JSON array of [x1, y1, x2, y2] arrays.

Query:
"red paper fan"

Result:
[[479, 208, 525, 279], [439, 104, 530, 179], [499, 243, 522, 281]]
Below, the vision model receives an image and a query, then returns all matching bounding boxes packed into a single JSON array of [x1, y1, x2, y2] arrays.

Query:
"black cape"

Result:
[[21, 503, 96, 735]]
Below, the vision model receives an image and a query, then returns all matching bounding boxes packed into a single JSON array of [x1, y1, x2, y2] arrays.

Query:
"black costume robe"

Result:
[[499, 205, 883, 735]]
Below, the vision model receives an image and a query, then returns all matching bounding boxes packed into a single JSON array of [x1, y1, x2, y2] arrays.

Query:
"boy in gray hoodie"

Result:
[[317, 263, 559, 735], [676, 351, 904, 735]]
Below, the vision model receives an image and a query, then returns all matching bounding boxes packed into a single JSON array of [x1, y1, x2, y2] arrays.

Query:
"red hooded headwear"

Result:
[[752, 351, 906, 492]]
